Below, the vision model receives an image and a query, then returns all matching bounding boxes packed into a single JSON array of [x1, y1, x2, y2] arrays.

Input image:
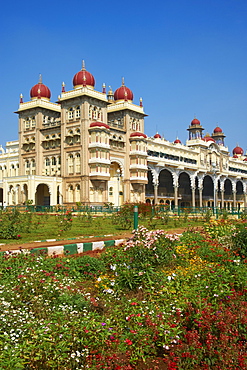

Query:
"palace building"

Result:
[[0, 62, 247, 209]]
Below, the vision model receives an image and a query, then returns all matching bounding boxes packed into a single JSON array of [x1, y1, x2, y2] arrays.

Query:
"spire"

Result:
[[39, 74, 42, 84], [102, 83, 106, 94], [122, 77, 125, 86], [82, 60, 86, 71], [107, 86, 114, 102], [20, 93, 23, 104], [62, 82, 65, 93], [139, 97, 143, 107]]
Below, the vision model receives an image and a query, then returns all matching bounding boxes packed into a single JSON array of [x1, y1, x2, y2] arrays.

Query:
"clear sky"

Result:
[[1, 0, 247, 154]]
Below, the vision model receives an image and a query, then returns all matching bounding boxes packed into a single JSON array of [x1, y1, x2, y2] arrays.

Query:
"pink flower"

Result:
[[124, 339, 133, 345]]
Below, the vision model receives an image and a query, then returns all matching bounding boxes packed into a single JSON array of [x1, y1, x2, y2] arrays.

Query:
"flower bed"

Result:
[[1, 220, 247, 369]]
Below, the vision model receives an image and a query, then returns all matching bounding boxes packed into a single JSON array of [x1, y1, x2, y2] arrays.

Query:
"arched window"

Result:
[[75, 153, 81, 173], [25, 118, 30, 130], [75, 106, 81, 118], [31, 116, 36, 128], [68, 154, 74, 174], [52, 157, 56, 166], [68, 108, 74, 120]]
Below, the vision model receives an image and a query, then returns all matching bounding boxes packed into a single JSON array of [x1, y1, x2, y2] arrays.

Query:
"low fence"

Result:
[[1, 204, 246, 219]]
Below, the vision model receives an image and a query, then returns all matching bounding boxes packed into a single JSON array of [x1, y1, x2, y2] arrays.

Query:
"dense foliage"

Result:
[[1, 219, 247, 369]]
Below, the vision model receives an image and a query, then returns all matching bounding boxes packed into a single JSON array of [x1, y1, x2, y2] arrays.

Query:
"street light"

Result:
[[116, 169, 121, 208], [212, 162, 217, 215]]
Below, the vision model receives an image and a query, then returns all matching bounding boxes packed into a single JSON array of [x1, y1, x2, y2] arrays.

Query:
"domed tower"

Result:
[[233, 145, 244, 158], [187, 118, 204, 140], [30, 75, 51, 100], [114, 78, 134, 102], [211, 126, 226, 146], [73, 60, 95, 89], [16, 75, 61, 178]]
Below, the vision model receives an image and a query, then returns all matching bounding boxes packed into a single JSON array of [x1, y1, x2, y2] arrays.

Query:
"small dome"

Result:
[[233, 154, 238, 158], [114, 78, 133, 101], [213, 126, 222, 133], [89, 122, 109, 129], [191, 118, 200, 125], [174, 138, 182, 144], [233, 146, 244, 155], [202, 135, 215, 142], [130, 132, 147, 138], [73, 61, 95, 88], [243, 157, 247, 161], [154, 133, 161, 139], [30, 75, 51, 100]]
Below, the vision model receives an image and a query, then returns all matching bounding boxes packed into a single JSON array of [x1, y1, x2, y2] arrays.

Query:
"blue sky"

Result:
[[1, 0, 247, 154]]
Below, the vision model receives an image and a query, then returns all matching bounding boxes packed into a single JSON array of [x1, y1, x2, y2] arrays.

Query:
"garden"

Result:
[[1, 208, 247, 369]]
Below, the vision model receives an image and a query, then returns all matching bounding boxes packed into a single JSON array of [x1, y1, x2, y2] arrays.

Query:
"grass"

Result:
[[0, 210, 205, 245]]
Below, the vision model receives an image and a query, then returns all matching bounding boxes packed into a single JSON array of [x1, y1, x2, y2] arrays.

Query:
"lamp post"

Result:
[[116, 169, 121, 208], [212, 162, 217, 216]]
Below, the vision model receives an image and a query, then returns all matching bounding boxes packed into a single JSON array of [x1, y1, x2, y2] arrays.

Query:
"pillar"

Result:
[[174, 185, 178, 207], [191, 187, 195, 208], [221, 190, 224, 209], [233, 191, 236, 209], [154, 184, 158, 205], [199, 188, 203, 208]]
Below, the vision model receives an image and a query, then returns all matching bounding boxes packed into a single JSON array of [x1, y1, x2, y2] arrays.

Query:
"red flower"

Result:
[[124, 339, 133, 345]]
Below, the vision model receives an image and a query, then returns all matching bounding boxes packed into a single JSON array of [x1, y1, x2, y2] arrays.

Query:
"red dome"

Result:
[[213, 126, 222, 133], [154, 133, 161, 139], [233, 146, 244, 155], [73, 62, 95, 88], [114, 79, 133, 101], [233, 155, 238, 158], [174, 138, 182, 144], [130, 132, 147, 138], [89, 122, 109, 129], [243, 158, 247, 161], [202, 136, 215, 142], [30, 80, 51, 100], [191, 118, 200, 125]]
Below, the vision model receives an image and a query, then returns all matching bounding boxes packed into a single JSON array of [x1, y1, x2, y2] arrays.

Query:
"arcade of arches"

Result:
[[145, 168, 247, 209]]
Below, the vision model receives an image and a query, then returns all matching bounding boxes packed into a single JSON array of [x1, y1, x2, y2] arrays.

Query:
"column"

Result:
[[191, 187, 195, 208], [174, 185, 178, 207], [244, 193, 247, 208], [199, 188, 203, 208], [154, 184, 158, 205], [221, 190, 224, 209], [233, 191, 236, 209]]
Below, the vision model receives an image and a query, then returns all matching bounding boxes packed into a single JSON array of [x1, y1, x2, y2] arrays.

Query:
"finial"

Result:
[[20, 93, 23, 104], [108, 86, 113, 94], [102, 83, 106, 94], [39, 74, 42, 84], [122, 77, 125, 86], [58, 95, 61, 101], [62, 82, 65, 93], [82, 60, 86, 71], [139, 97, 143, 107]]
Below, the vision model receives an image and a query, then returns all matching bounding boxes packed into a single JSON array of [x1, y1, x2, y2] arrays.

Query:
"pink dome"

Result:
[[130, 132, 147, 138], [73, 62, 95, 88], [114, 79, 133, 101], [202, 136, 215, 142], [191, 118, 200, 125], [154, 133, 161, 139], [30, 77, 51, 100], [233, 146, 244, 155], [213, 126, 222, 133], [89, 122, 109, 129]]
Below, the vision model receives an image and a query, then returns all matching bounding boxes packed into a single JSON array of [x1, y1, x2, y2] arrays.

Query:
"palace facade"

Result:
[[0, 62, 247, 209]]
